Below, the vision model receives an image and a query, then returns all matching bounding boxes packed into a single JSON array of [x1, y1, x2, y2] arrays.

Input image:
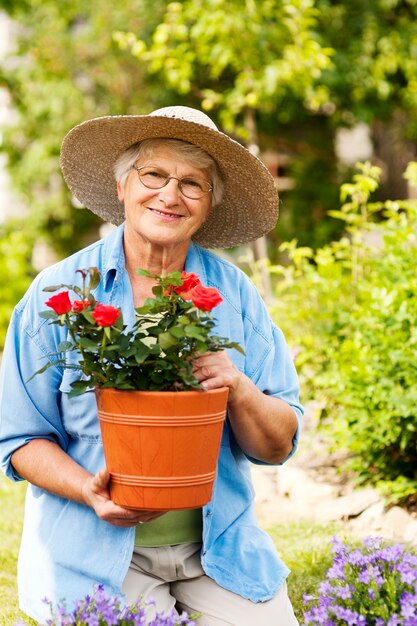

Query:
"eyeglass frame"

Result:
[[131, 165, 213, 200]]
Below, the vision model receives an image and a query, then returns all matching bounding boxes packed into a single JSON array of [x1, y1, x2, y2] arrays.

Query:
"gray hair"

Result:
[[114, 138, 224, 207]]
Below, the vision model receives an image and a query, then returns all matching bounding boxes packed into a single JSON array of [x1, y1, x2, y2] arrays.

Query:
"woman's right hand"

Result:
[[82, 468, 166, 527], [11, 440, 164, 527]]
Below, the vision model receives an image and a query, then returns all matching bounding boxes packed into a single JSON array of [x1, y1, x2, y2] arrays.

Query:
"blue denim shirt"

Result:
[[0, 225, 303, 623]]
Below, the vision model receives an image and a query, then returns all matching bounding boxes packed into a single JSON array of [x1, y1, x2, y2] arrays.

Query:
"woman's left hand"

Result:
[[193, 350, 298, 465], [192, 350, 243, 400]]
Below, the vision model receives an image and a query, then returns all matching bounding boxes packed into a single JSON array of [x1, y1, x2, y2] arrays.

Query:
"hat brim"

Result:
[[60, 114, 279, 249]]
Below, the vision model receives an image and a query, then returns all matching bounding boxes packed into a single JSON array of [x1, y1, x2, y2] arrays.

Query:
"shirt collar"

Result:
[[101, 224, 126, 291], [185, 241, 208, 284]]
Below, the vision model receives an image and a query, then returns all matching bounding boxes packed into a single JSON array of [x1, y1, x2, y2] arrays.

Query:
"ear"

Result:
[[117, 181, 125, 202]]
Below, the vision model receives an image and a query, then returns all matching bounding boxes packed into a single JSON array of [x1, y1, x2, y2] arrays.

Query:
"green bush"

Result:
[[0, 220, 36, 350], [270, 161, 417, 501]]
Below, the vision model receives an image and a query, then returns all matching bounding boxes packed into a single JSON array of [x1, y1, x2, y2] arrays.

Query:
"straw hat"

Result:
[[60, 106, 279, 249]]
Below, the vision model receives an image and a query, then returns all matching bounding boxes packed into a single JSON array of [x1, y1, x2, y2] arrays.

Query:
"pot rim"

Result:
[[94, 386, 229, 397]]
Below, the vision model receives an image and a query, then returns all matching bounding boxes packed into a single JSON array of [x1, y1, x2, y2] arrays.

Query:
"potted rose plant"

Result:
[[33, 267, 243, 510]]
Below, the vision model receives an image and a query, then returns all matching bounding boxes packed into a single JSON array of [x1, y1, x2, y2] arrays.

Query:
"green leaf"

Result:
[[57, 341, 73, 352], [158, 331, 178, 351], [169, 326, 185, 338], [133, 343, 152, 364], [163, 270, 183, 286], [114, 313, 124, 330], [152, 285, 163, 297], [78, 337, 100, 350], [42, 284, 69, 292], [225, 341, 245, 355], [184, 325, 206, 341], [81, 310, 96, 324], [39, 310, 58, 320], [26, 358, 60, 382], [135, 268, 152, 278], [68, 380, 94, 397], [87, 267, 101, 290]]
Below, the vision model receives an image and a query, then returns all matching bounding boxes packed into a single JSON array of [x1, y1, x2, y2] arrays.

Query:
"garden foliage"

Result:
[[0, 221, 35, 349], [270, 161, 417, 500]]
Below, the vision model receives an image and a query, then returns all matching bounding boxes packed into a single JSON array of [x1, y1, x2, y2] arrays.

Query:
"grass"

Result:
[[0, 471, 351, 625], [267, 519, 352, 622], [0, 473, 36, 626]]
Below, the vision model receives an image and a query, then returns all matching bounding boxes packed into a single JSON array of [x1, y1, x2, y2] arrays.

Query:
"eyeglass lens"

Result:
[[134, 166, 212, 199]]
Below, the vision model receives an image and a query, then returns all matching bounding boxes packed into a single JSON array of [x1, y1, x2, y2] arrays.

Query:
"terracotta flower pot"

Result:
[[95, 387, 229, 510]]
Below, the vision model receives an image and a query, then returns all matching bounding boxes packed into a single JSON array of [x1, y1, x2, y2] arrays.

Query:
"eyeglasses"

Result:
[[132, 165, 213, 200]]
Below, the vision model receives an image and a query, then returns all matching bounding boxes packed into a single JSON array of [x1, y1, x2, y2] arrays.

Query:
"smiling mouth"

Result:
[[149, 208, 184, 219]]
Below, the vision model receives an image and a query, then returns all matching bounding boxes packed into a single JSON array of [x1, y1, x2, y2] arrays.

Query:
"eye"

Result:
[[182, 178, 204, 191], [142, 168, 166, 180], [137, 167, 168, 188]]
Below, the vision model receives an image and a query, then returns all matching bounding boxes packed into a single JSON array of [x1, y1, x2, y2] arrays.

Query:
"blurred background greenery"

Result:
[[1, 0, 417, 262], [0, 0, 417, 507]]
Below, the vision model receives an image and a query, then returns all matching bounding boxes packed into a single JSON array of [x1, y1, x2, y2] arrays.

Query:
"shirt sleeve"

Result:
[[238, 279, 304, 466], [251, 322, 303, 464], [0, 303, 69, 481]]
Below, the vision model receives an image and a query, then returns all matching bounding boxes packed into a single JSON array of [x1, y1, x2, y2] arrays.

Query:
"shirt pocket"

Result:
[[59, 370, 101, 441]]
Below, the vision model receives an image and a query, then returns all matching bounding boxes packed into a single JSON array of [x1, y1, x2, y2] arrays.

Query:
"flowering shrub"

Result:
[[33, 267, 242, 396], [16, 584, 198, 625], [270, 161, 417, 501], [303, 536, 417, 625]]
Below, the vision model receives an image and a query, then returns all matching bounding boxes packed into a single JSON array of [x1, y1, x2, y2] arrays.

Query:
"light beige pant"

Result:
[[122, 542, 299, 626]]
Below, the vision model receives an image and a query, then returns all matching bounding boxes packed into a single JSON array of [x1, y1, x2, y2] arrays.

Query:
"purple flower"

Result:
[[347, 549, 367, 567], [363, 536, 382, 550], [326, 562, 346, 580], [376, 544, 404, 563], [304, 604, 336, 624], [398, 561, 417, 585], [303, 536, 417, 626], [24, 585, 197, 625], [367, 564, 385, 586], [331, 536, 346, 554], [303, 594, 315, 603], [333, 584, 352, 600], [404, 553, 417, 568], [332, 605, 366, 625], [318, 580, 334, 595], [401, 590, 417, 618], [358, 569, 371, 584]]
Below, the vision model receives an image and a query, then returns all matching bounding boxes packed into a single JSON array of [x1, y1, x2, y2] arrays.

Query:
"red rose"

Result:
[[72, 299, 91, 312], [173, 271, 201, 294], [184, 284, 223, 311], [45, 291, 72, 315], [91, 304, 120, 327]]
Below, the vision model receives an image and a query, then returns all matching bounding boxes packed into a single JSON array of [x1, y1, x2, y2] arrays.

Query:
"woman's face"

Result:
[[117, 147, 212, 250]]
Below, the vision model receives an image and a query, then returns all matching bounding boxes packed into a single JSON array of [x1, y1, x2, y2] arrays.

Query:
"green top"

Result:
[[134, 508, 203, 547]]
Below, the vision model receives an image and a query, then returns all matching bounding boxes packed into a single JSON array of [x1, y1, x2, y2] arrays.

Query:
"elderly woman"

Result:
[[0, 106, 303, 625]]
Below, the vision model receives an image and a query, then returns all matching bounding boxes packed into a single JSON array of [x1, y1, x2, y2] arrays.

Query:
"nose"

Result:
[[157, 177, 182, 204]]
